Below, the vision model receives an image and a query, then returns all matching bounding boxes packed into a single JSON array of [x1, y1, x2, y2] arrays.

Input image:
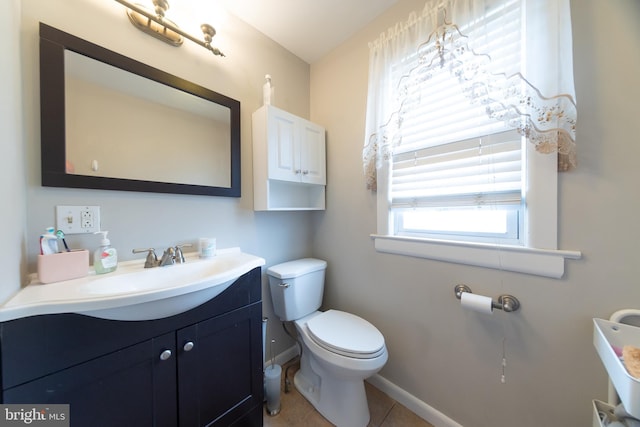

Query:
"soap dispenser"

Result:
[[93, 231, 117, 274]]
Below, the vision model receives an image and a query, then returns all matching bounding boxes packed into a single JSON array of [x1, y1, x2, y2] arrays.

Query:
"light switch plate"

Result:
[[56, 205, 101, 234]]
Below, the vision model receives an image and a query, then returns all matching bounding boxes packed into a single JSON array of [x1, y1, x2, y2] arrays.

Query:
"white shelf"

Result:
[[257, 180, 325, 211], [593, 318, 640, 418]]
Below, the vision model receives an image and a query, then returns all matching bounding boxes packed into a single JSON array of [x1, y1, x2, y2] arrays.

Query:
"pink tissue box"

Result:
[[37, 250, 89, 284]]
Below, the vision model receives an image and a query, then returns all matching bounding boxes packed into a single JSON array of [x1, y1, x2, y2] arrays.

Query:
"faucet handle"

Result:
[[132, 248, 158, 268], [174, 244, 193, 264]]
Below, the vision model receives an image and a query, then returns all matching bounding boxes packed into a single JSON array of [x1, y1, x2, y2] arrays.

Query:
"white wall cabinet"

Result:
[[252, 105, 326, 211]]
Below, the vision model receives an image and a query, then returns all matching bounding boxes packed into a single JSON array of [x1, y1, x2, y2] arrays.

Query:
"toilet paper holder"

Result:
[[454, 284, 521, 313]]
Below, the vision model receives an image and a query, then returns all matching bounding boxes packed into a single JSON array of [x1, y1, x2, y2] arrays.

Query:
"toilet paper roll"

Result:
[[460, 292, 493, 314]]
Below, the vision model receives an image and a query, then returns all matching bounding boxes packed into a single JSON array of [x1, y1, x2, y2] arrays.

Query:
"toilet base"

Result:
[[294, 364, 370, 427]]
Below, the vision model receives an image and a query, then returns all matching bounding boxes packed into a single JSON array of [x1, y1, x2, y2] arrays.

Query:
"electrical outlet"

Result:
[[81, 209, 94, 229], [56, 206, 101, 234]]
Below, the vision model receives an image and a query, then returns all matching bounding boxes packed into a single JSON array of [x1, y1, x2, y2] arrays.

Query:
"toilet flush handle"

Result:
[[279, 282, 290, 289]]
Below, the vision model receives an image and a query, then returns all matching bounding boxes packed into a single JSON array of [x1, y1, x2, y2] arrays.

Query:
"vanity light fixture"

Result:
[[113, 0, 225, 57]]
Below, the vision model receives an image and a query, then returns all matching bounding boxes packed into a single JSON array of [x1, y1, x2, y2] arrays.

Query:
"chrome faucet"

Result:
[[159, 247, 176, 266]]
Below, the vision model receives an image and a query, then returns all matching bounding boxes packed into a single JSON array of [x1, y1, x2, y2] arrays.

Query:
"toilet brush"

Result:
[[265, 339, 281, 415]]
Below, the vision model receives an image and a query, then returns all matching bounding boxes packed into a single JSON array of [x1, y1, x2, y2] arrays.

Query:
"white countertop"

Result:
[[0, 248, 265, 322]]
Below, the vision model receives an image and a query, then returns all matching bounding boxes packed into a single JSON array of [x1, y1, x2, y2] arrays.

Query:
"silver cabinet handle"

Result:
[[183, 341, 194, 352], [159, 349, 172, 361]]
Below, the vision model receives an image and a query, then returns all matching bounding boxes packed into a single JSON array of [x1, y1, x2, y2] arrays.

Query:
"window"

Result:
[[364, 0, 581, 278], [392, 131, 524, 244], [389, 0, 523, 244]]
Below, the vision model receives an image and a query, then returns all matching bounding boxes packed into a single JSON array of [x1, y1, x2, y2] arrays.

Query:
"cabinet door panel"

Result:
[[268, 109, 298, 182], [3, 333, 177, 427], [152, 333, 179, 427], [177, 304, 262, 426], [300, 120, 326, 185]]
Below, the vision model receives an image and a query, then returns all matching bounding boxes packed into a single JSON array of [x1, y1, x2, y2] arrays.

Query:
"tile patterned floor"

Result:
[[263, 359, 434, 427]]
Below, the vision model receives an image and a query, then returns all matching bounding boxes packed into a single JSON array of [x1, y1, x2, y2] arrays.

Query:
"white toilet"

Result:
[[267, 258, 388, 427]]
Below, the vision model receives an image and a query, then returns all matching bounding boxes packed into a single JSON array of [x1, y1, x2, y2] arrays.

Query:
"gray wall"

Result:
[[0, 0, 27, 304], [310, 0, 640, 426]]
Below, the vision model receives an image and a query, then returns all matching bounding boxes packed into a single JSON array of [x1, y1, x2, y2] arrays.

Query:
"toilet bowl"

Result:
[[267, 259, 388, 427], [294, 310, 388, 426]]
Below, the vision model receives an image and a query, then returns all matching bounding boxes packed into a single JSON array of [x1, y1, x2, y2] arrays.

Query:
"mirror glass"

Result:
[[40, 23, 241, 197], [65, 50, 231, 187]]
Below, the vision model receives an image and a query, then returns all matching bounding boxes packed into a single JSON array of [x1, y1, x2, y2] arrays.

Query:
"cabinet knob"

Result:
[[295, 169, 301, 174], [183, 341, 195, 352], [159, 349, 172, 361], [302, 170, 309, 175]]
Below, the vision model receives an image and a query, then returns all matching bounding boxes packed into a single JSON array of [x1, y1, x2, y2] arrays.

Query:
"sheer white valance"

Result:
[[363, 0, 577, 191]]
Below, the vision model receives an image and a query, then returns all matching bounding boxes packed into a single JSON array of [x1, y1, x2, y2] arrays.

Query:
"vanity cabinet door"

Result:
[[177, 302, 263, 427], [3, 332, 177, 427]]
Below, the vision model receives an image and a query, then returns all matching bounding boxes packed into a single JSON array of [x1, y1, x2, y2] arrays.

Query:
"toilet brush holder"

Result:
[[264, 364, 282, 416]]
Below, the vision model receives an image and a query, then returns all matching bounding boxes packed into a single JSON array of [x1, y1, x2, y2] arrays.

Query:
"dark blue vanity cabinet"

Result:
[[0, 267, 264, 427]]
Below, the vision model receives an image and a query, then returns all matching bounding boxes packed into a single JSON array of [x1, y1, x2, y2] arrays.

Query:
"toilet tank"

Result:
[[267, 258, 327, 321]]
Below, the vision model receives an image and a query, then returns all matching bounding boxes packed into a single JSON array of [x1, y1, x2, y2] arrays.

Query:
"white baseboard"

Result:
[[276, 344, 299, 366], [266, 344, 299, 369], [366, 374, 463, 427], [274, 346, 462, 427]]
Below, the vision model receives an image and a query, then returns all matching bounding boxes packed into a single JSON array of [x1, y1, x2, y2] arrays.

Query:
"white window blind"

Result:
[[389, 0, 523, 220], [392, 131, 522, 209]]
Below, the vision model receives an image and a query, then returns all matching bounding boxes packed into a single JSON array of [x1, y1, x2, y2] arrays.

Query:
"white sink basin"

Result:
[[0, 248, 265, 321]]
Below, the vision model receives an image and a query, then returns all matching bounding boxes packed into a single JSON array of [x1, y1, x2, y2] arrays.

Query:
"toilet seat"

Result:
[[306, 310, 386, 359]]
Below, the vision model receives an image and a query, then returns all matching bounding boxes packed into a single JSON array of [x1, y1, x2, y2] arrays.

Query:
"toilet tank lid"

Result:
[[267, 258, 327, 279]]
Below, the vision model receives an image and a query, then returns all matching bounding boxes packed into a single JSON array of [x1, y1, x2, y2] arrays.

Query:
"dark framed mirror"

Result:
[[39, 23, 241, 197]]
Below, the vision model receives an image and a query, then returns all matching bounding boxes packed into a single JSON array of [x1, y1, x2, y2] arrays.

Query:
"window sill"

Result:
[[371, 235, 581, 278]]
